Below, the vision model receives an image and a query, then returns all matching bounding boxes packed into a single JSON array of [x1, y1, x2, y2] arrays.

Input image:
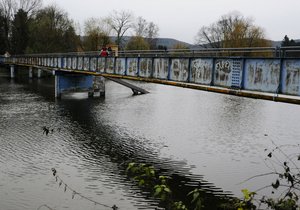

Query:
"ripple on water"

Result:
[[1, 78, 300, 210]]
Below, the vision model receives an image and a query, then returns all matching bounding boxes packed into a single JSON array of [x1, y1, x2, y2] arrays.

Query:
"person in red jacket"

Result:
[[100, 47, 108, 57]]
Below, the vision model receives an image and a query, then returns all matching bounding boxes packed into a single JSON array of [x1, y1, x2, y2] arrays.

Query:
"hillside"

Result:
[[154, 38, 193, 49], [86, 35, 299, 49], [154, 38, 289, 49], [108, 36, 192, 49]]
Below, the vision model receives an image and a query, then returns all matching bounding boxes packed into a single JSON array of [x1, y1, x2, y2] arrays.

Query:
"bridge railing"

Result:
[[280, 46, 300, 57], [99, 47, 300, 58], [4, 47, 300, 71], [5, 46, 300, 59], [117, 47, 279, 58]]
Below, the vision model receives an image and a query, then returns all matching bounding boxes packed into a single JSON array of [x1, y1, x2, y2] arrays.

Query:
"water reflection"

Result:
[[1, 75, 300, 210], [56, 93, 232, 209]]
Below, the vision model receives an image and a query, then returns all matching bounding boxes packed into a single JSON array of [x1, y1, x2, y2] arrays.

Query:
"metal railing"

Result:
[[5, 46, 300, 59], [118, 47, 278, 58]]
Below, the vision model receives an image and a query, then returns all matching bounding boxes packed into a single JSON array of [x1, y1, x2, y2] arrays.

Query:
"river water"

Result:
[[1, 73, 300, 210]]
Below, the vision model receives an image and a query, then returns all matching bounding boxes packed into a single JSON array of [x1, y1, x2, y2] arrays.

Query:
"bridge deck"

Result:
[[3, 47, 300, 104]]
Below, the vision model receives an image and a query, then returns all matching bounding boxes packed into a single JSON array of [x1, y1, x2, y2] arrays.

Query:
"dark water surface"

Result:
[[1, 75, 300, 210]]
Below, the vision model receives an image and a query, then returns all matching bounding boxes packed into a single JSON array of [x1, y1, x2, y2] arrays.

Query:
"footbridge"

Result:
[[2, 47, 300, 104]]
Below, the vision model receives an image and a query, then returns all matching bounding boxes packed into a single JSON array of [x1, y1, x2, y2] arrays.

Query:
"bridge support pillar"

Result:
[[92, 76, 106, 97], [54, 71, 105, 99], [54, 75, 60, 98], [10, 65, 15, 78], [29, 67, 33, 78], [37, 69, 42, 78]]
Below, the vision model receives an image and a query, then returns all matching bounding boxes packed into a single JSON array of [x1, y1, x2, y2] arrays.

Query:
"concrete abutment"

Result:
[[54, 71, 105, 99]]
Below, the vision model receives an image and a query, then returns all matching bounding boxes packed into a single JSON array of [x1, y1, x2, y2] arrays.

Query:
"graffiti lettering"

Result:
[[216, 60, 231, 73]]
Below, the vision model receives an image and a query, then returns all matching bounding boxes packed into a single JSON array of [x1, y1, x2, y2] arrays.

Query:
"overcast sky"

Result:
[[43, 0, 299, 44]]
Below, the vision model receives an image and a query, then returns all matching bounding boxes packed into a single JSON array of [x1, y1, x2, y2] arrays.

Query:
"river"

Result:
[[1, 73, 300, 210]]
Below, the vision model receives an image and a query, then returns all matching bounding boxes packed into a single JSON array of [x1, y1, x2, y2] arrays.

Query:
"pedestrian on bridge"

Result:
[[107, 46, 112, 56], [100, 47, 108, 57]]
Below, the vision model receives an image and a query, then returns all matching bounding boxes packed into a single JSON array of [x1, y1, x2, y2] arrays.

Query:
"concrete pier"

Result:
[[37, 69, 42, 78], [29, 67, 33, 78], [54, 71, 105, 99], [93, 76, 106, 97], [10, 65, 15, 78]]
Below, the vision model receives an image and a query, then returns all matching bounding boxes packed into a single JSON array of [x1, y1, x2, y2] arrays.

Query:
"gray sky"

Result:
[[43, 0, 299, 44]]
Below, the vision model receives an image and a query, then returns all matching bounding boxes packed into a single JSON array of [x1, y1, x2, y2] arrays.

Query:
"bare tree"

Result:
[[133, 16, 147, 37], [145, 21, 159, 49], [146, 21, 159, 40], [195, 11, 270, 49], [83, 17, 111, 51], [0, 0, 41, 18], [106, 10, 133, 49], [132, 17, 159, 49], [85, 18, 111, 36], [0, 0, 15, 50], [27, 5, 78, 53], [0, 0, 15, 19], [195, 23, 223, 48], [17, 0, 41, 16], [0, 0, 41, 51], [133, 17, 159, 39]]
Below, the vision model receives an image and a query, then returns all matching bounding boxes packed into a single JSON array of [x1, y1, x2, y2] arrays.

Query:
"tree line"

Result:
[[0, 0, 79, 54], [0, 0, 160, 54], [0, 0, 298, 55], [195, 12, 272, 49]]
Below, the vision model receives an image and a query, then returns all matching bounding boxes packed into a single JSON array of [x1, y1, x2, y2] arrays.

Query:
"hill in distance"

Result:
[[109, 36, 192, 49], [154, 38, 193, 49], [150, 38, 295, 49], [107, 36, 300, 49]]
